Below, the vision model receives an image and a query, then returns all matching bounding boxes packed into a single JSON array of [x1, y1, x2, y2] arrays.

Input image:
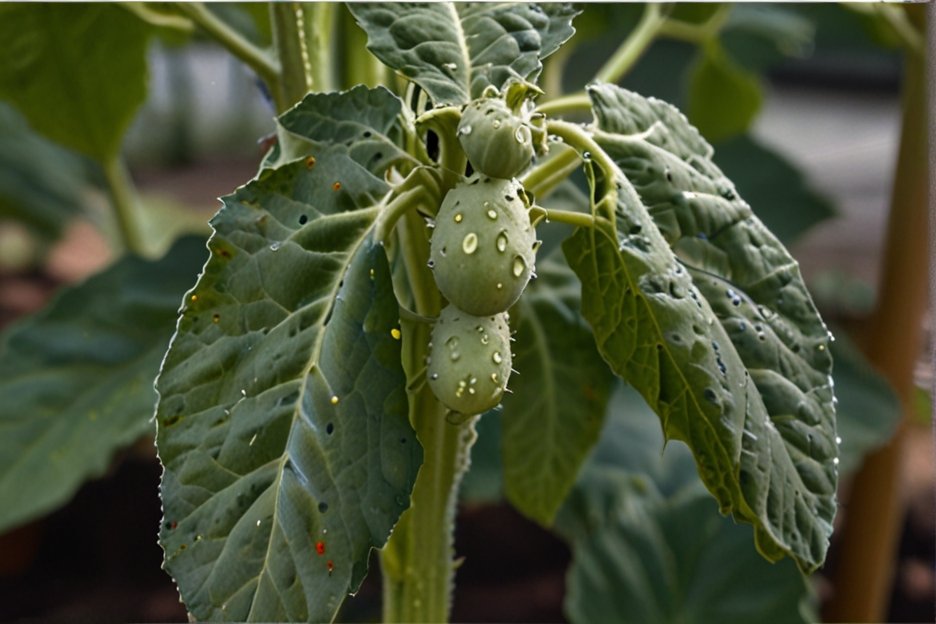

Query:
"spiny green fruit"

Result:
[[430, 177, 538, 316], [427, 305, 512, 415], [457, 96, 535, 178]]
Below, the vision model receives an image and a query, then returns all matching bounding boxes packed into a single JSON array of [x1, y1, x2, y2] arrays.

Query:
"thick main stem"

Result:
[[380, 210, 475, 623], [822, 24, 928, 623]]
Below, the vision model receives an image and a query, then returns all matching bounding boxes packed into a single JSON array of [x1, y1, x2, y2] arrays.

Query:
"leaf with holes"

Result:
[[276, 84, 417, 174], [562, 84, 837, 572], [501, 255, 615, 525], [347, 2, 578, 105], [155, 144, 421, 622]]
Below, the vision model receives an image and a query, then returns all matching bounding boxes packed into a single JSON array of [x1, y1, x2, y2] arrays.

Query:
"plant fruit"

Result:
[[429, 177, 537, 316], [457, 96, 535, 178], [427, 305, 512, 415]]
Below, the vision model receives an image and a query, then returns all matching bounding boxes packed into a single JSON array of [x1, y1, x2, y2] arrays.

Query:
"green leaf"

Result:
[[830, 330, 900, 474], [0, 236, 207, 533], [501, 255, 615, 525], [712, 134, 835, 245], [156, 144, 421, 622], [0, 103, 88, 239], [560, 476, 814, 624], [721, 5, 815, 73], [0, 4, 152, 162], [558, 383, 815, 624], [347, 2, 578, 105], [687, 41, 763, 142], [561, 84, 838, 572], [277, 85, 417, 174]]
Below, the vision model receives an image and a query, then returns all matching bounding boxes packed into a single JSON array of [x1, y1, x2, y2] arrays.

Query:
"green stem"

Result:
[[269, 2, 334, 111], [546, 120, 619, 205], [656, 5, 731, 44], [535, 93, 591, 117], [381, 207, 475, 624], [594, 4, 666, 84], [543, 208, 599, 229], [416, 107, 466, 177], [174, 3, 277, 88], [521, 144, 581, 199], [101, 156, 144, 255]]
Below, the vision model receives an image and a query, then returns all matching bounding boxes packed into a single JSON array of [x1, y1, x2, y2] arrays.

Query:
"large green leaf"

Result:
[[156, 142, 421, 621], [0, 103, 88, 239], [347, 2, 578, 105], [561, 476, 814, 624], [558, 383, 814, 624], [712, 134, 834, 245], [0, 236, 207, 533], [277, 85, 417, 174], [501, 255, 614, 525], [0, 4, 152, 161], [561, 84, 837, 571]]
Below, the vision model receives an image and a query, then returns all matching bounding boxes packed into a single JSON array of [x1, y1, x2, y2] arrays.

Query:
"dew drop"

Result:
[[492, 119, 502, 129], [454, 213, 463, 223], [460, 125, 472, 136], [496, 232, 508, 253], [496, 282, 503, 289], [330, 395, 340, 405], [270, 242, 281, 252], [189, 294, 198, 302], [512, 256, 526, 277], [490, 373, 499, 384], [833, 457, 840, 466], [391, 328, 402, 340], [492, 351, 503, 364], [212, 314, 220, 324], [442, 62, 457, 71], [487, 209, 497, 220], [427, 259, 435, 269], [369, 268, 375, 280], [450, 351, 461, 362], [249, 433, 258, 446], [462, 232, 479, 254], [515, 126, 530, 144], [430, 373, 439, 380]]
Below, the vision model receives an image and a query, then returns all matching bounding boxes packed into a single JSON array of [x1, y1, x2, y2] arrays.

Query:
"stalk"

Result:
[[380, 209, 477, 623], [101, 156, 144, 255], [822, 13, 928, 621], [269, 2, 334, 112]]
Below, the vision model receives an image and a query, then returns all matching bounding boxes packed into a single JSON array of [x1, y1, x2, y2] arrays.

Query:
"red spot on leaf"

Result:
[[316, 541, 326, 556], [332, 181, 341, 191]]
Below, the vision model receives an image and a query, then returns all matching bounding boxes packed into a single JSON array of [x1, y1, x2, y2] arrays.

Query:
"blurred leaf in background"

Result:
[[687, 40, 763, 142], [0, 236, 207, 533], [0, 4, 153, 163]]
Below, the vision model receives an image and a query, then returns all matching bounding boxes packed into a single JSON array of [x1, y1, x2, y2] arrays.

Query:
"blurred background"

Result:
[[0, 4, 930, 623]]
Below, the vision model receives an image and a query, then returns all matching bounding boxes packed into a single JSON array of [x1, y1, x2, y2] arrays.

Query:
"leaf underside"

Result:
[[563, 84, 837, 571], [0, 237, 206, 533], [348, 2, 578, 105], [156, 89, 421, 622], [501, 255, 615, 526]]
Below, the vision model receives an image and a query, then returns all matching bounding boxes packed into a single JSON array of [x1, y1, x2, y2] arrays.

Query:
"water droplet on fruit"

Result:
[[492, 351, 503, 364], [460, 125, 472, 136], [391, 328, 402, 340], [515, 126, 530, 144], [270, 242, 281, 251], [490, 373, 499, 383], [450, 352, 461, 362], [442, 62, 457, 71], [430, 373, 439, 380], [496, 282, 503, 290], [496, 232, 508, 252], [330, 395, 340, 405], [487, 209, 497, 220], [492, 119, 502, 129], [454, 213, 463, 223], [512, 256, 526, 277], [462, 232, 478, 254]]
